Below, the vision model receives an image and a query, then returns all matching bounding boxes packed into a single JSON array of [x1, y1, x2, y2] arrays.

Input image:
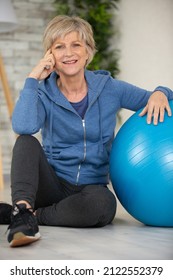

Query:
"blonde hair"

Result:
[[43, 15, 96, 66]]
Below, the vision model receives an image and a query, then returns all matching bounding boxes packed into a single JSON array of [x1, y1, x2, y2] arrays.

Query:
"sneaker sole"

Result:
[[10, 232, 41, 247]]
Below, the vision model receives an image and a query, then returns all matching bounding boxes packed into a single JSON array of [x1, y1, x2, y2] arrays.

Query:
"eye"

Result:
[[72, 43, 81, 47], [55, 45, 64, 49]]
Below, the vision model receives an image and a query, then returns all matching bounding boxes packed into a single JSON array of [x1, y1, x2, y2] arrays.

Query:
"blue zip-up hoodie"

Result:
[[12, 70, 173, 185]]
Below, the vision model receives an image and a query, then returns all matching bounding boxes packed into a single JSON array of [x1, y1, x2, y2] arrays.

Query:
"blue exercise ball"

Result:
[[110, 100, 173, 226]]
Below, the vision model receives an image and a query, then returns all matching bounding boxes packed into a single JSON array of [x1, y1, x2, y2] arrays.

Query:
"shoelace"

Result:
[[13, 204, 34, 215], [7, 204, 35, 231]]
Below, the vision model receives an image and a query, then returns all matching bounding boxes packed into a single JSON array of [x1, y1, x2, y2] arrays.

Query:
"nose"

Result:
[[65, 46, 73, 56]]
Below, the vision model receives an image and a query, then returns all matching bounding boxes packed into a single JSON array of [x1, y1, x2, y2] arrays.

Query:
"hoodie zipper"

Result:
[[53, 90, 99, 185], [76, 119, 87, 185]]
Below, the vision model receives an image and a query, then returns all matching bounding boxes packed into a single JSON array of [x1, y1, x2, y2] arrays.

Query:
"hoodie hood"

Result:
[[39, 69, 111, 107]]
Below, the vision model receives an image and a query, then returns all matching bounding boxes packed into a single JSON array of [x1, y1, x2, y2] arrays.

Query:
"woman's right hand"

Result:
[[28, 49, 55, 80]]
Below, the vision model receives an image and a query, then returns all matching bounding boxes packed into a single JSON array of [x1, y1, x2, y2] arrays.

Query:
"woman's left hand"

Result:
[[139, 91, 172, 125]]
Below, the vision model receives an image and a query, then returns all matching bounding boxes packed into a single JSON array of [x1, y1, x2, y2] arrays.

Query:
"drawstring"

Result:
[[49, 101, 53, 163], [98, 98, 104, 152]]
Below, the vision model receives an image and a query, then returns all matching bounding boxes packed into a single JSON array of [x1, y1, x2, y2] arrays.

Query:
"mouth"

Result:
[[63, 60, 78, 64]]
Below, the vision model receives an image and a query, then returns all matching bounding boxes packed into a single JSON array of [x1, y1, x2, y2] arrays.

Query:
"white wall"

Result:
[[117, 0, 173, 124]]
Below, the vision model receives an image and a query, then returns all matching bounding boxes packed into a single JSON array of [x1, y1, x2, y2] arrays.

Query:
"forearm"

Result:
[[12, 78, 45, 134]]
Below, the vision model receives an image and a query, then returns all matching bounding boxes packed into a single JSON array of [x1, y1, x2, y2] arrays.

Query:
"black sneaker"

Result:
[[0, 202, 12, 224], [7, 204, 41, 247]]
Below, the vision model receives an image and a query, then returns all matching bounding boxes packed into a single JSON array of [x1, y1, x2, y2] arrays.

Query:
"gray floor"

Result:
[[0, 179, 173, 260]]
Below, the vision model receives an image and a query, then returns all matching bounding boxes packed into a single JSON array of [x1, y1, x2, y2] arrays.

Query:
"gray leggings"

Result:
[[11, 135, 117, 227]]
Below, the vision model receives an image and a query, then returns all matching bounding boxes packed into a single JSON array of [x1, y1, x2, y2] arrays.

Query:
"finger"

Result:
[[165, 103, 172, 117], [44, 49, 52, 57], [146, 107, 154, 124], [44, 56, 55, 70], [152, 106, 159, 125], [139, 105, 148, 116], [159, 107, 165, 123]]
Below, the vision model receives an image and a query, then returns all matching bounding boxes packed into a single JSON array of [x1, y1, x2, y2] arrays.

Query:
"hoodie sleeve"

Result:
[[12, 78, 46, 135], [110, 78, 173, 111]]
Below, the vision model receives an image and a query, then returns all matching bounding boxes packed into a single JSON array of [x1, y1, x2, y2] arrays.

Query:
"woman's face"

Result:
[[51, 31, 89, 77]]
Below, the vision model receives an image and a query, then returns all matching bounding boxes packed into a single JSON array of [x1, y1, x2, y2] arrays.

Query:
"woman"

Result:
[[0, 15, 172, 247]]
